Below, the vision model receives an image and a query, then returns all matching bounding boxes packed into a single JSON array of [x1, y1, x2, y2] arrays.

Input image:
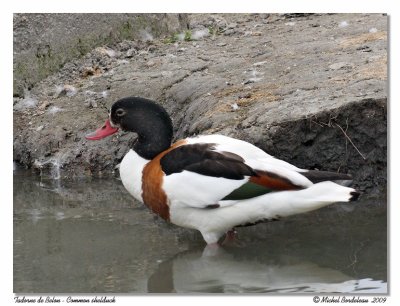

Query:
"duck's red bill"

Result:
[[85, 119, 119, 140]]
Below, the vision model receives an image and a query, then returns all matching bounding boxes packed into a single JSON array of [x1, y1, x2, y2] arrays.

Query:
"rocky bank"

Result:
[[13, 13, 387, 196]]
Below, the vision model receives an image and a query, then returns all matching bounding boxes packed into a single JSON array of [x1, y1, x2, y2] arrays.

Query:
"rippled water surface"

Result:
[[13, 170, 387, 293]]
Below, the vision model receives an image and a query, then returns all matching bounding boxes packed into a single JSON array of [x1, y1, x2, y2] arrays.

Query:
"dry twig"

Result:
[[335, 123, 366, 160]]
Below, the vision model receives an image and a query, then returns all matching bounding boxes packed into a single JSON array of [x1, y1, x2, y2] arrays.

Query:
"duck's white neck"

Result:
[[119, 149, 149, 202]]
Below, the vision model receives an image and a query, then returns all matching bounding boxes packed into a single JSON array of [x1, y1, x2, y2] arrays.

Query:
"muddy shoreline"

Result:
[[13, 13, 387, 196]]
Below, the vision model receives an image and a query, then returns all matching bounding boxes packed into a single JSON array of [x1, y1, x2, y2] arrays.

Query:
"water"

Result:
[[13, 170, 387, 293], [33, 152, 65, 181]]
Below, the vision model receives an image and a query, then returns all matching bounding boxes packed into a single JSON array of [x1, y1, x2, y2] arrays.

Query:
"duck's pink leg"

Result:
[[202, 242, 221, 256], [221, 229, 242, 246], [226, 229, 237, 240]]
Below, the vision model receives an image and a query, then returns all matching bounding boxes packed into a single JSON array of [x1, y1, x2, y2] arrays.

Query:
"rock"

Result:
[[282, 13, 315, 18], [81, 66, 102, 77], [231, 103, 239, 111], [223, 29, 236, 36], [329, 62, 355, 70], [13, 14, 189, 96], [37, 100, 52, 110], [55, 84, 78, 97], [253, 61, 268, 66], [239, 93, 252, 99], [46, 106, 63, 114], [146, 59, 160, 67], [94, 47, 117, 58], [148, 45, 157, 53], [85, 100, 97, 108], [125, 48, 137, 58], [191, 29, 209, 40], [13, 93, 38, 110]]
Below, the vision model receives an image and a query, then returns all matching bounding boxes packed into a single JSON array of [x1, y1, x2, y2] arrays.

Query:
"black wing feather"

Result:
[[160, 143, 256, 180], [302, 170, 352, 183]]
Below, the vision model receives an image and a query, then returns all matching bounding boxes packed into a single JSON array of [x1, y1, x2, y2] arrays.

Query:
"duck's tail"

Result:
[[301, 169, 354, 186], [219, 181, 360, 221], [264, 181, 360, 217]]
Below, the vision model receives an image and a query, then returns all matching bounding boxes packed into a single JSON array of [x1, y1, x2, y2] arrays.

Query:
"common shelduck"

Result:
[[86, 97, 359, 245]]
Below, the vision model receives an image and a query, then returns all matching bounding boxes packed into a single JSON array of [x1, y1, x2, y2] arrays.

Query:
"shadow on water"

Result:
[[13, 169, 387, 293]]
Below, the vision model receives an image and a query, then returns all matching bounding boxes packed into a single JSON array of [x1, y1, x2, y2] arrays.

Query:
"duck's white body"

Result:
[[119, 134, 356, 244]]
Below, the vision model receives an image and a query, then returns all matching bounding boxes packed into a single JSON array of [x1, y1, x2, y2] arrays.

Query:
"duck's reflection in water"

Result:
[[148, 245, 386, 294]]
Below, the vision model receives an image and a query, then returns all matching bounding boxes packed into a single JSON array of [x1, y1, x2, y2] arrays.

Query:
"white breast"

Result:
[[119, 149, 149, 203]]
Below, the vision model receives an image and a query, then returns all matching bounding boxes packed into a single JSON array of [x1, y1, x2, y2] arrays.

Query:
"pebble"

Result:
[[231, 103, 239, 111], [117, 59, 129, 65], [192, 29, 209, 40], [329, 62, 354, 70], [14, 96, 38, 110], [125, 48, 137, 58], [84, 100, 97, 108], [81, 66, 102, 77], [47, 106, 63, 114], [56, 84, 78, 97], [37, 100, 51, 110], [253, 61, 268, 66], [95, 47, 117, 58], [146, 59, 159, 67], [148, 46, 156, 53], [242, 79, 255, 85], [223, 29, 236, 36], [239, 93, 252, 99]]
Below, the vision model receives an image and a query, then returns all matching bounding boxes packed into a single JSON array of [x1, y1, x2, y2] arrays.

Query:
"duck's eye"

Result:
[[116, 108, 126, 117]]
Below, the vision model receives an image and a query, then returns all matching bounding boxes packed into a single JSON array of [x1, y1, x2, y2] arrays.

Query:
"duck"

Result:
[[86, 96, 359, 245]]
